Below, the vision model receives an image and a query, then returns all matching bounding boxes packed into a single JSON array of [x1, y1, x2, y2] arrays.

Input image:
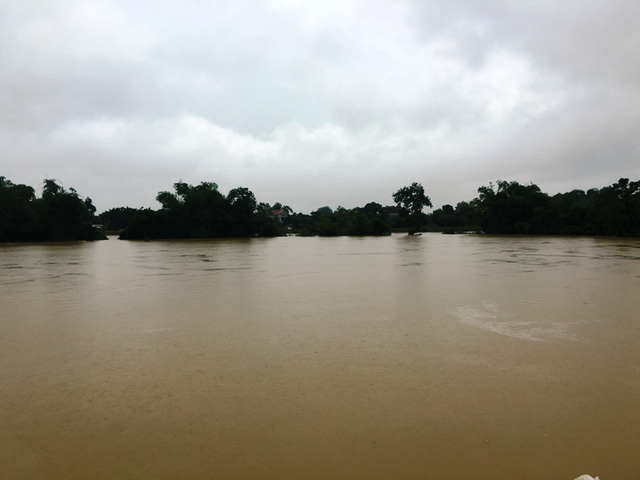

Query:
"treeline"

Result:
[[116, 181, 428, 239], [429, 178, 640, 236], [277, 178, 640, 237], [287, 204, 397, 236], [117, 181, 283, 239], [0, 176, 105, 242], [2, 176, 639, 242]]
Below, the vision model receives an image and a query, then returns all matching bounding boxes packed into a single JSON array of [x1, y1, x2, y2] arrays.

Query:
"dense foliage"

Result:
[[0, 177, 105, 242], [289, 203, 395, 236], [429, 178, 640, 236], [99, 207, 140, 232], [119, 181, 282, 239]]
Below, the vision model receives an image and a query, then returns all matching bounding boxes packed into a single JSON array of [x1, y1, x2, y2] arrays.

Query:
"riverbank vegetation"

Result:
[[118, 181, 281, 240], [0, 177, 105, 242], [1, 175, 639, 241], [430, 178, 640, 236]]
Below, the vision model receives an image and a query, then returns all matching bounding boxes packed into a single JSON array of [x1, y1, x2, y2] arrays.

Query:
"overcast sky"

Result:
[[2, 0, 639, 213]]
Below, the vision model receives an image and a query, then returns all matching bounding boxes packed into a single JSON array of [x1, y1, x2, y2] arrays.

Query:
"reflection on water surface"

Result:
[[1, 234, 640, 479]]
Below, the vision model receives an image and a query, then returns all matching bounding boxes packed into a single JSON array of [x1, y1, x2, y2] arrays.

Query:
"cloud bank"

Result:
[[2, 0, 639, 212]]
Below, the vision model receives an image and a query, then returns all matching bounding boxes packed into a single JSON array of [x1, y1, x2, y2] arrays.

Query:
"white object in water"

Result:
[[574, 475, 599, 480]]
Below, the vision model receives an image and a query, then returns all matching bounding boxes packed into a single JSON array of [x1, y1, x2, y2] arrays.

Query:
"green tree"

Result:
[[476, 180, 549, 234], [226, 187, 258, 236], [0, 176, 38, 241], [99, 207, 140, 231], [392, 182, 433, 234], [120, 181, 280, 239], [37, 180, 103, 240], [1, 177, 104, 241], [546, 190, 594, 235], [592, 178, 640, 236], [309, 206, 339, 236], [153, 181, 228, 237]]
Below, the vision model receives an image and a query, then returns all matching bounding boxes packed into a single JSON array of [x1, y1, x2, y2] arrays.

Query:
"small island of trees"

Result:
[[1, 174, 639, 242]]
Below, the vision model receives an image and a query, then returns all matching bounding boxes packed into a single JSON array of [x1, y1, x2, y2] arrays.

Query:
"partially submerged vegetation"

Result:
[[431, 178, 640, 236], [118, 182, 280, 240], [0, 177, 105, 242], [1, 175, 639, 242]]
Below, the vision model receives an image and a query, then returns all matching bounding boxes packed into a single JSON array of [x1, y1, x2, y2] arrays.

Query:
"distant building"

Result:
[[270, 208, 289, 223]]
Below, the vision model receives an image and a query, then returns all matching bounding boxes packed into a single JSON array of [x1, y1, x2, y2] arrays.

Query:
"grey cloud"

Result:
[[1, 0, 639, 213]]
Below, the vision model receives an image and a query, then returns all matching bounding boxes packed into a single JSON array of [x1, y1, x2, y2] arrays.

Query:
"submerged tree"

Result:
[[0, 177, 105, 242], [119, 181, 283, 239], [392, 182, 433, 234]]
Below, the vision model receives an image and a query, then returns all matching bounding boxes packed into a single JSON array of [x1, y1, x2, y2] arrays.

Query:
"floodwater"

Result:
[[1, 234, 639, 480]]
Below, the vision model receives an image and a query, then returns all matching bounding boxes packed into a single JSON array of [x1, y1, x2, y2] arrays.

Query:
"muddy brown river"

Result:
[[1, 234, 639, 479]]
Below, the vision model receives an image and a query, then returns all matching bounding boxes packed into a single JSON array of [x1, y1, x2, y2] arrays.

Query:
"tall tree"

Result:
[[393, 182, 432, 234], [227, 187, 258, 236], [0, 176, 37, 241]]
